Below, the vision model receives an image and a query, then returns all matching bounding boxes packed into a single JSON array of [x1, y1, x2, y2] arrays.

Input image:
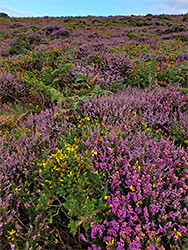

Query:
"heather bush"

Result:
[[0, 95, 188, 250], [28, 33, 45, 44], [0, 70, 25, 104], [77, 85, 187, 137], [1, 86, 186, 249], [77, 90, 188, 249], [40, 25, 70, 39], [74, 50, 133, 91], [48, 28, 71, 39], [41, 25, 63, 34], [84, 129, 188, 250]]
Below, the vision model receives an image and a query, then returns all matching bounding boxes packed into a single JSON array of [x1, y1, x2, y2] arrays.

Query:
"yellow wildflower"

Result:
[[106, 238, 114, 246], [8, 229, 16, 236], [177, 231, 182, 237]]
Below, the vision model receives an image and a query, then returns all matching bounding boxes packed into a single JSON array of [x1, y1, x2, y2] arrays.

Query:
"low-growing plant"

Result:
[[0, 12, 9, 17], [37, 128, 106, 235], [127, 31, 139, 40], [125, 59, 157, 87], [169, 119, 188, 150], [0, 70, 25, 104], [81, 118, 188, 250], [1, 13, 188, 250], [0, 114, 110, 249]]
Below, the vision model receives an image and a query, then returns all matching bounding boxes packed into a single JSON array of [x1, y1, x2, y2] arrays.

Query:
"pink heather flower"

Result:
[[10, 243, 15, 250]]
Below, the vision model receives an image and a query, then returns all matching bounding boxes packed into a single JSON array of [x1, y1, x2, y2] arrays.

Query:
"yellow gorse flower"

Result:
[[8, 229, 16, 236], [106, 238, 114, 246], [177, 231, 182, 237], [129, 185, 135, 192], [91, 150, 97, 156]]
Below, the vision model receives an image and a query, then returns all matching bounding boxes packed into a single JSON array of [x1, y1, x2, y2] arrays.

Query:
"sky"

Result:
[[0, 0, 188, 17]]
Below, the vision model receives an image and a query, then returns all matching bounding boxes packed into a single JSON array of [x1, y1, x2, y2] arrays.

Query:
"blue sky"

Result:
[[0, 0, 188, 17]]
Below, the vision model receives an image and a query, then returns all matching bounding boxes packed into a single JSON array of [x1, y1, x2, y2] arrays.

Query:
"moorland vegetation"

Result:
[[0, 13, 188, 250]]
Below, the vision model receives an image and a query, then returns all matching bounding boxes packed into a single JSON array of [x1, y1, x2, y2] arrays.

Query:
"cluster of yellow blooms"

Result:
[[37, 140, 99, 194]]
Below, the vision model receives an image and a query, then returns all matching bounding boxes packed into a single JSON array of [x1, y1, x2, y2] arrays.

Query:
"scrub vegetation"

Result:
[[0, 13, 188, 250]]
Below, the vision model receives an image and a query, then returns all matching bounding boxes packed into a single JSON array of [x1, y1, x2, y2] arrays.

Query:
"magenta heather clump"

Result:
[[82, 125, 188, 250], [76, 86, 188, 249]]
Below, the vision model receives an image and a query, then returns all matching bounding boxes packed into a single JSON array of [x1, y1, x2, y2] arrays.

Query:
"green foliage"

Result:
[[61, 85, 111, 113], [9, 161, 55, 249], [126, 59, 157, 87], [125, 54, 187, 88], [141, 121, 164, 142], [182, 87, 188, 98], [169, 119, 188, 149], [9, 35, 31, 55], [174, 34, 188, 42], [105, 79, 126, 92], [36, 122, 107, 236], [44, 85, 65, 104], [88, 54, 103, 66], [0, 12, 9, 17], [0, 104, 30, 134], [127, 31, 139, 40], [2, 117, 108, 249]]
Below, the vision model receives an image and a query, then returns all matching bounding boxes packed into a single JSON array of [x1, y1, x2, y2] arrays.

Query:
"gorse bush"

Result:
[[36, 128, 106, 235]]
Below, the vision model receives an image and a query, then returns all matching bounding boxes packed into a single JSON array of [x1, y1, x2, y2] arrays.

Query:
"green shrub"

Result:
[[0, 12, 9, 17], [170, 119, 188, 149], [127, 31, 139, 40]]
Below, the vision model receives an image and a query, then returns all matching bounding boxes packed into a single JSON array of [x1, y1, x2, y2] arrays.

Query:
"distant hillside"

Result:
[[0, 12, 9, 17]]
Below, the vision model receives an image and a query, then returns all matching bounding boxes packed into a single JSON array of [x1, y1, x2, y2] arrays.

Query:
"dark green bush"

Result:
[[0, 12, 9, 17]]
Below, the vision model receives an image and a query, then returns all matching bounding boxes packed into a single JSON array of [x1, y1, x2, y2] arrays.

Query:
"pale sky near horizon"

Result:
[[0, 0, 188, 17]]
